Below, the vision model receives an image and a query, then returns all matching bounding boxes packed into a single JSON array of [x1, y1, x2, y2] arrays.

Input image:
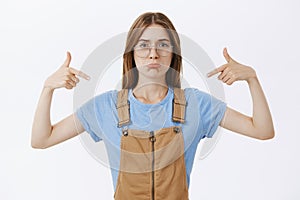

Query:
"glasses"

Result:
[[134, 42, 173, 58]]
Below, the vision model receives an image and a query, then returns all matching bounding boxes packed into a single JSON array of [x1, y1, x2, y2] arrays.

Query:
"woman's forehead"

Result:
[[138, 25, 170, 41]]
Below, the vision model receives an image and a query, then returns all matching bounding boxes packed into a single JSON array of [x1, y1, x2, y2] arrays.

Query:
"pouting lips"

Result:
[[147, 63, 161, 68]]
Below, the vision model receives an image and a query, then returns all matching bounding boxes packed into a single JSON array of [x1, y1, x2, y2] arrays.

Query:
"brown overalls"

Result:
[[114, 88, 189, 200]]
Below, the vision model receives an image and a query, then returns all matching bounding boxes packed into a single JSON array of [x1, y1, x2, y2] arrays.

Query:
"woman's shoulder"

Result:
[[93, 89, 118, 103], [183, 87, 211, 99], [183, 87, 226, 108]]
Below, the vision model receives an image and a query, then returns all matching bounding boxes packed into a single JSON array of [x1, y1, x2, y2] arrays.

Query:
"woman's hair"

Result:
[[122, 12, 182, 89]]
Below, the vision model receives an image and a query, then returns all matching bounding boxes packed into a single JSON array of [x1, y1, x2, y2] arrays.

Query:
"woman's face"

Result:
[[133, 24, 173, 80]]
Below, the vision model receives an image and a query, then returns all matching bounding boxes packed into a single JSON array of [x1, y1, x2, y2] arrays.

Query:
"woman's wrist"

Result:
[[246, 66, 257, 84], [43, 84, 55, 93]]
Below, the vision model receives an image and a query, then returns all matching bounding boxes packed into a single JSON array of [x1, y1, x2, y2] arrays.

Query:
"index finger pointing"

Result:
[[69, 68, 90, 80], [207, 64, 227, 78]]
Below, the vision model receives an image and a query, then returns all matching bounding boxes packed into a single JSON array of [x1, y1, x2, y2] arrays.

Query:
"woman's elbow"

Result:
[[31, 137, 48, 149], [31, 141, 45, 149], [257, 130, 275, 140]]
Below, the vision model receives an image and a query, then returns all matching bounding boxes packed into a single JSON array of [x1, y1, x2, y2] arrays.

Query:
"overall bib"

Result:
[[114, 88, 189, 200]]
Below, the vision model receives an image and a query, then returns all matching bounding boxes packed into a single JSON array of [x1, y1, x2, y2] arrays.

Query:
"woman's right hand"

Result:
[[44, 52, 90, 90]]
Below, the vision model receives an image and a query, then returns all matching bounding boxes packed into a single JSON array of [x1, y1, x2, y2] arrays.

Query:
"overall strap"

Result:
[[116, 89, 130, 127], [172, 87, 186, 123]]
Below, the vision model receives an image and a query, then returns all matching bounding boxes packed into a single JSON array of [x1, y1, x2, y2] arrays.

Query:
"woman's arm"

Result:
[[31, 52, 90, 148], [207, 48, 274, 140]]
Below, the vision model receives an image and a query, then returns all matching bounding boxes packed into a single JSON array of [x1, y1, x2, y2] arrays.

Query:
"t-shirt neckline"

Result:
[[129, 87, 172, 107]]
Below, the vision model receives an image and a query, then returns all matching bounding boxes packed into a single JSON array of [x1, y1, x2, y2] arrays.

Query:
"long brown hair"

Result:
[[122, 12, 182, 89]]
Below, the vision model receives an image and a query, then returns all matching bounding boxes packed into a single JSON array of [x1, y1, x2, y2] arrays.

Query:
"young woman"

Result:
[[31, 12, 274, 200]]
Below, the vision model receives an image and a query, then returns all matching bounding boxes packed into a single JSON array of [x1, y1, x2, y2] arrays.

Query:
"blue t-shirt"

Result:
[[76, 87, 227, 191]]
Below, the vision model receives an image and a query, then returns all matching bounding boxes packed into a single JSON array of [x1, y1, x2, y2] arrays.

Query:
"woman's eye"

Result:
[[159, 43, 170, 48], [139, 43, 149, 48]]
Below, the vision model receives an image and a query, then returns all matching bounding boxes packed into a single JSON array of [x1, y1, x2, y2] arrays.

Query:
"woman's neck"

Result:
[[133, 80, 168, 104]]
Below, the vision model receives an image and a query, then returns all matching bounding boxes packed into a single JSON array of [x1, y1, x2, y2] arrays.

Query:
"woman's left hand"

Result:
[[207, 48, 257, 85]]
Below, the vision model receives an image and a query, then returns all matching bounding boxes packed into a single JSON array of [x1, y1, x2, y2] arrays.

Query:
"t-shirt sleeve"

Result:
[[75, 97, 102, 142], [194, 88, 227, 138]]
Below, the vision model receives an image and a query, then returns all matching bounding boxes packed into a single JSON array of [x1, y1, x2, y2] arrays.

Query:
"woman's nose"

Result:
[[149, 47, 159, 59]]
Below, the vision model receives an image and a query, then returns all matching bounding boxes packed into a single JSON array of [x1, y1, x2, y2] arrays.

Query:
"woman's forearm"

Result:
[[31, 87, 54, 148], [247, 76, 275, 139]]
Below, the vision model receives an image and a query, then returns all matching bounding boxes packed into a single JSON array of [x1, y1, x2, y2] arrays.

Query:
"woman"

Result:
[[31, 12, 274, 200]]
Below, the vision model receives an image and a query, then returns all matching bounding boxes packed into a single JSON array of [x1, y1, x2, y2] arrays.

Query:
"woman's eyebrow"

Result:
[[138, 39, 150, 42], [158, 39, 170, 42], [138, 38, 170, 42]]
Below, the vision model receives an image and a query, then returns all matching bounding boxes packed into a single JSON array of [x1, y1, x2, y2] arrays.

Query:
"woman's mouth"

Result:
[[147, 63, 161, 68]]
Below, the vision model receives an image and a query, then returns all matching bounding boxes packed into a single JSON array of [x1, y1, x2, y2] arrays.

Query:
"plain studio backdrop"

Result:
[[0, 0, 299, 199]]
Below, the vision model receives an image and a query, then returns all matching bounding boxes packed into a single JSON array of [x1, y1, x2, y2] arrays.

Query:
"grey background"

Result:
[[0, 0, 299, 199]]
